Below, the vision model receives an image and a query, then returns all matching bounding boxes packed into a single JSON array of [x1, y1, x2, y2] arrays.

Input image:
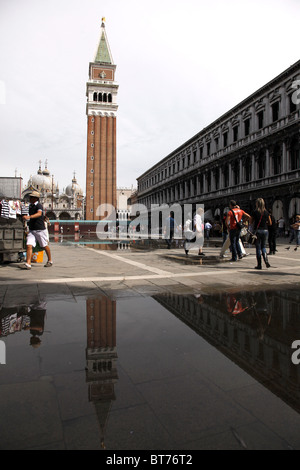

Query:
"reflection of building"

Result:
[[85, 19, 118, 220], [137, 60, 300, 225], [153, 288, 300, 414], [22, 161, 84, 220], [85, 296, 118, 448]]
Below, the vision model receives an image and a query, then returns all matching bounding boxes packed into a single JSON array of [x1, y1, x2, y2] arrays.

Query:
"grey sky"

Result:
[[0, 0, 299, 195]]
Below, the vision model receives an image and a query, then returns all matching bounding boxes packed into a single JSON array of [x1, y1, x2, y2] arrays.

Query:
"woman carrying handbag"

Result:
[[250, 198, 272, 270]]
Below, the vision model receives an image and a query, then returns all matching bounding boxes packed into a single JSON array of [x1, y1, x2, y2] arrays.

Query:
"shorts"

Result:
[[26, 229, 49, 248]]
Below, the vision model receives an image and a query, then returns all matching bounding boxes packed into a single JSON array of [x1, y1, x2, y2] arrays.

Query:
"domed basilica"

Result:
[[22, 160, 84, 220]]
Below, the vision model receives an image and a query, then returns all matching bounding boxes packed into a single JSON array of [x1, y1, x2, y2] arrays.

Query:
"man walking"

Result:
[[21, 191, 53, 270], [226, 200, 250, 262]]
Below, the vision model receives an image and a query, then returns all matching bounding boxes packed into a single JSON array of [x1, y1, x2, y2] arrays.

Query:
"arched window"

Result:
[[244, 157, 252, 182], [103, 93, 107, 102], [290, 137, 300, 170], [273, 144, 282, 175], [233, 161, 239, 185], [207, 171, 211, 192], [258, 149, 266, 179], [98, 93, 103, 102], [224, 164, 229, 187], [108, 94, 112, 103], [214, 168, 220, 190], [93, 92, 97, 102]]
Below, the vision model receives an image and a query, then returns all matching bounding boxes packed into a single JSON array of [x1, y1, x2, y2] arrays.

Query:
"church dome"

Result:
[[65, 173, 83, 197], [28, 161, 52, 192]]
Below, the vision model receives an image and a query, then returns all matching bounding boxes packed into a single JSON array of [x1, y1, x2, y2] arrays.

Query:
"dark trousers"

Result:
[[229, 228, 242, 261], [268, 230, 276, 253], [165, 228, 174, 248]]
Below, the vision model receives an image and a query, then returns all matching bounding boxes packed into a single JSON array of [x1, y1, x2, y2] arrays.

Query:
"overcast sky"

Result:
[[0, 0, 299, 195]]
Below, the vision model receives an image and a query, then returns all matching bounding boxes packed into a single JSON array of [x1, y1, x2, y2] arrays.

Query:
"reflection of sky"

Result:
[[0, 0, 299, 191]]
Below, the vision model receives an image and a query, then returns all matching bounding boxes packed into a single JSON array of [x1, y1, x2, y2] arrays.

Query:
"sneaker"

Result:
[[44, 261, 53, 267]]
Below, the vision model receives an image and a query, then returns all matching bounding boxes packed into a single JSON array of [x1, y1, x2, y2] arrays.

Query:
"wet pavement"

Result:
[[1, 239, 300, 450]]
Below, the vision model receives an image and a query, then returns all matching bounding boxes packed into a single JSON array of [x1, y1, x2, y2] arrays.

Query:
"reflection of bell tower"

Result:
[[86, 18, 118, 220], [85, 296, 118, 448]]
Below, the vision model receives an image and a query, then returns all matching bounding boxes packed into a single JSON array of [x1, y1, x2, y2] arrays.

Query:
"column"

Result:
[[266, 148, 271, 176], [228, 162, 233, 187], [282, 140, 287, 174], [239, 159, 243, 184], [251, 153, 256, 181]]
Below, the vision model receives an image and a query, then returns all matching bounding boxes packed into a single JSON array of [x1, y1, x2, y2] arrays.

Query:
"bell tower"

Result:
[[85, 18, 118, 219]]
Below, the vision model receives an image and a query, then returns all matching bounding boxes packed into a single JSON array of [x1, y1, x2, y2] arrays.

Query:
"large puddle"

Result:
[[1, 286, 300, 450]]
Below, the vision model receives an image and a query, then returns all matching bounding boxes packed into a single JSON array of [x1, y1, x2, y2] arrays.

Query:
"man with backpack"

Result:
[[226, 200, 250, 262]]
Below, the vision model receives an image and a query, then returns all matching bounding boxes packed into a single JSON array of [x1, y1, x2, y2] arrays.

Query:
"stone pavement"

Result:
[[1, 239, 300, 451], [1, 238, 300, 303]]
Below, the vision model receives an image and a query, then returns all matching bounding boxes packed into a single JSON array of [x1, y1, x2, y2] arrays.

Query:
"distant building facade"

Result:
[[116, 187, 136, 221], [0, 177, 23, 200], [137, 60, 300, 226]]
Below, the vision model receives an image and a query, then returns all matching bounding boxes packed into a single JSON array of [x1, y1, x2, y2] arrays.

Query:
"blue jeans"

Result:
[[256, 229, 268, 259], [229, 228, 242, 261]]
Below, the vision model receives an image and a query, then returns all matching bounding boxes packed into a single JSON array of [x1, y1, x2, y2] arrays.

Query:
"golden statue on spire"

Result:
[[102, 17, 106, 24]]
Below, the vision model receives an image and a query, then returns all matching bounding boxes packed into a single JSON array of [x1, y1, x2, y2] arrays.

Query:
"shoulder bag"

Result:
[[250, 213, 263, 244], [231, 209, 244, 230]]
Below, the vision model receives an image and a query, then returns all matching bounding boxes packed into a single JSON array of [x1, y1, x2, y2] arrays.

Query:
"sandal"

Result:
[[19, 263, 31, 270], [44, 261, 53, 267]]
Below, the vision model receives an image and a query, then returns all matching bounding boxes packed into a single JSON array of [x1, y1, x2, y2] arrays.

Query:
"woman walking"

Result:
[[291, 215, 300, 250], [250, 198, 272, 270]]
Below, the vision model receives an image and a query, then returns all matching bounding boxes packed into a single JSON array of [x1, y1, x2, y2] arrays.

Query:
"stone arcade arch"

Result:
[[272, 200, 284, 221]]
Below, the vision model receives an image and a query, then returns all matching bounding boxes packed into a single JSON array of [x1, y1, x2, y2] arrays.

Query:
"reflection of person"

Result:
[[226, 294, 249, 315], [252, 291, 271, 340], [28, 300, 46, 348], [193, 293, 204, 304], [21, 191, 53, 270], [0, 300, 47, 347]]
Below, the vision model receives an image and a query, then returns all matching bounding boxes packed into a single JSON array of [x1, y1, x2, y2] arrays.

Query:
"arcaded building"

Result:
[[137, 60, 300, 225]]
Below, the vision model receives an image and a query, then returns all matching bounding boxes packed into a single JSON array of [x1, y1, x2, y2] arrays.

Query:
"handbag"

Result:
[[231, 209, 244, 230], [250, 213, 263, 244], [240, 226, 248, 237]]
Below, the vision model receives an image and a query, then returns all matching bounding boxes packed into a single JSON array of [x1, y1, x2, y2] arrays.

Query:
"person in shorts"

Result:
[[21, 191, 53, 270]]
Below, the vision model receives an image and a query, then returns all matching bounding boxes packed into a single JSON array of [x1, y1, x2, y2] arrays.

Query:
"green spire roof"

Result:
[[94, 21, 113, 64]]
